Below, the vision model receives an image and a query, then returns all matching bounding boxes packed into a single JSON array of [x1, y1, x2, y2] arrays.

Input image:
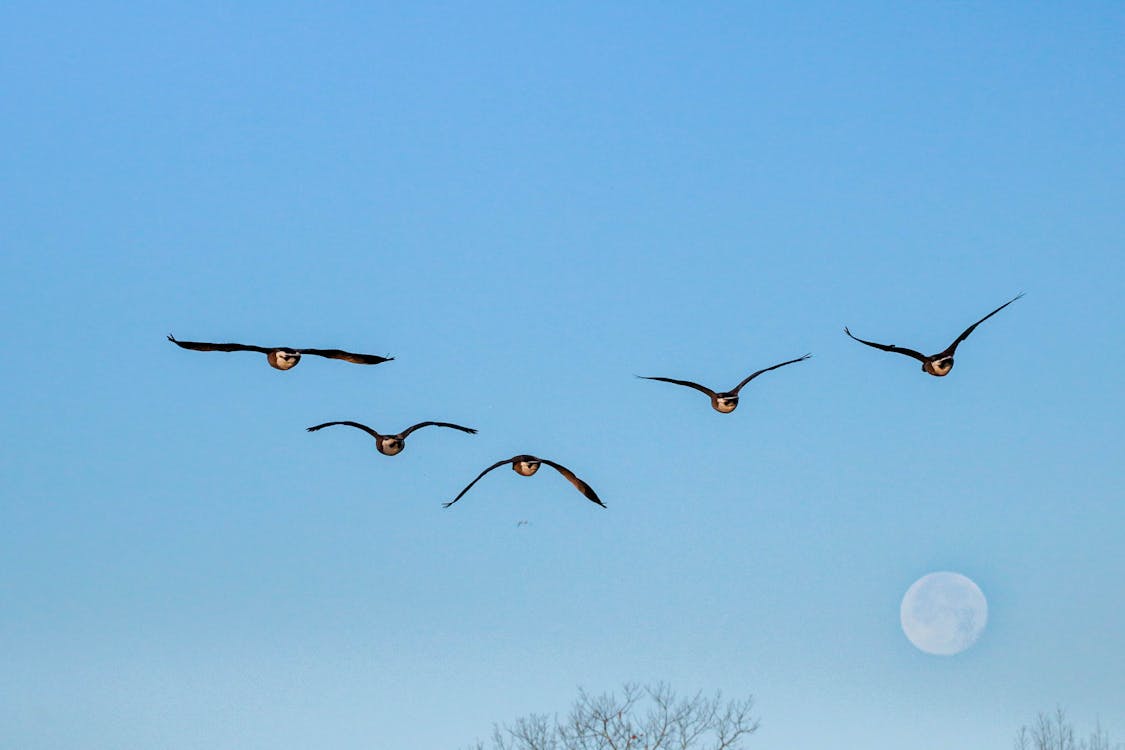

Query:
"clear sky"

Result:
[[2, 3, 1123, 749]]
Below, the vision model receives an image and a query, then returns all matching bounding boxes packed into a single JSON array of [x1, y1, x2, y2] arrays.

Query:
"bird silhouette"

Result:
[[306, 420, 476, 456], [444, 455, 604, 508], [844, 294, 1023, 376], [638, 354, 811, 413], [168, 334, 392, 370]]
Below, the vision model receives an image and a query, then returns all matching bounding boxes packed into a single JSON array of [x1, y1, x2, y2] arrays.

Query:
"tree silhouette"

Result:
[[469, 683, 759, 750], [1014, 708, 1120, 750]]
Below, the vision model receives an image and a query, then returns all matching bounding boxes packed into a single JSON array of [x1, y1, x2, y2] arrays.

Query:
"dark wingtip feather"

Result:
[[577, 482, 606, 507]]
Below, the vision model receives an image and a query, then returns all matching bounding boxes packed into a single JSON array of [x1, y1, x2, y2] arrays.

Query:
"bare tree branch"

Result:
[[468, 684, 759, 750], [1014, 707, 1122, 750]]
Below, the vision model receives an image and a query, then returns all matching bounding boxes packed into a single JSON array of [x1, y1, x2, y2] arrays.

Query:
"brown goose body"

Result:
[[376, 435, 405, 456], [267, 350, 302, 370], [512, 457, 541, 476], [711, 393, 740, 413]]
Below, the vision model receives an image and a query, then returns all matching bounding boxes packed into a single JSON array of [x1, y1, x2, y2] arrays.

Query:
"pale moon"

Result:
[[900, 572, 988, 655]]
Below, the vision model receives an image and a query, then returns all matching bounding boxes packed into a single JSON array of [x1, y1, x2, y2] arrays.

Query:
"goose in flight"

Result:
[[306, 420, 476, 456], [167, 334, 393, 370], [443, 455, 605, 508], [638, 353, 811, 413], [844, 293, 1024, 377]]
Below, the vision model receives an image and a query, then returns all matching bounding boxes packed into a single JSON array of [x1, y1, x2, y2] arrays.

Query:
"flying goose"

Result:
[[638, 354, 811, 413], [844, 293, 1024, 377], [306, 420, 476, 456], [443, 455, 605, 508], [167, 334, 392, 370]]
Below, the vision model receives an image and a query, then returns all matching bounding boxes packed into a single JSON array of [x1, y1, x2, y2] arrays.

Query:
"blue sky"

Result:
[[1, 2, 1123, 748]]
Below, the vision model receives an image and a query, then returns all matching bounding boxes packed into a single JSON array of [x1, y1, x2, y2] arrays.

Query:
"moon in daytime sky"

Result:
[[900, 572, 988, 656]]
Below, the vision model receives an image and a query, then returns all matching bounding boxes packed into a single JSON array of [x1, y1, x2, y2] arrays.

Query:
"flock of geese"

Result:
[[168, 292, 1024, 509]]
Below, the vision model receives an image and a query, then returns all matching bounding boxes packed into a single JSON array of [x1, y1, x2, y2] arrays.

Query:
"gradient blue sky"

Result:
[[2, 3, 1123, 749]]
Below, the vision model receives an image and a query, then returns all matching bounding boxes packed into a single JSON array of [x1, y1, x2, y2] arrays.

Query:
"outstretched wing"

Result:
[[298, 348, 394, 365], [167, 334, 270, 354], [636, 375, 718, 399], [539, 458, 605, 508], [843, 328, 927, 363], [443, 457, 514, 508], [731, 353, 812, 393], [398, 421, 478, 438], [939, 293, 1025, 357], [306, 421, 383, 440]]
